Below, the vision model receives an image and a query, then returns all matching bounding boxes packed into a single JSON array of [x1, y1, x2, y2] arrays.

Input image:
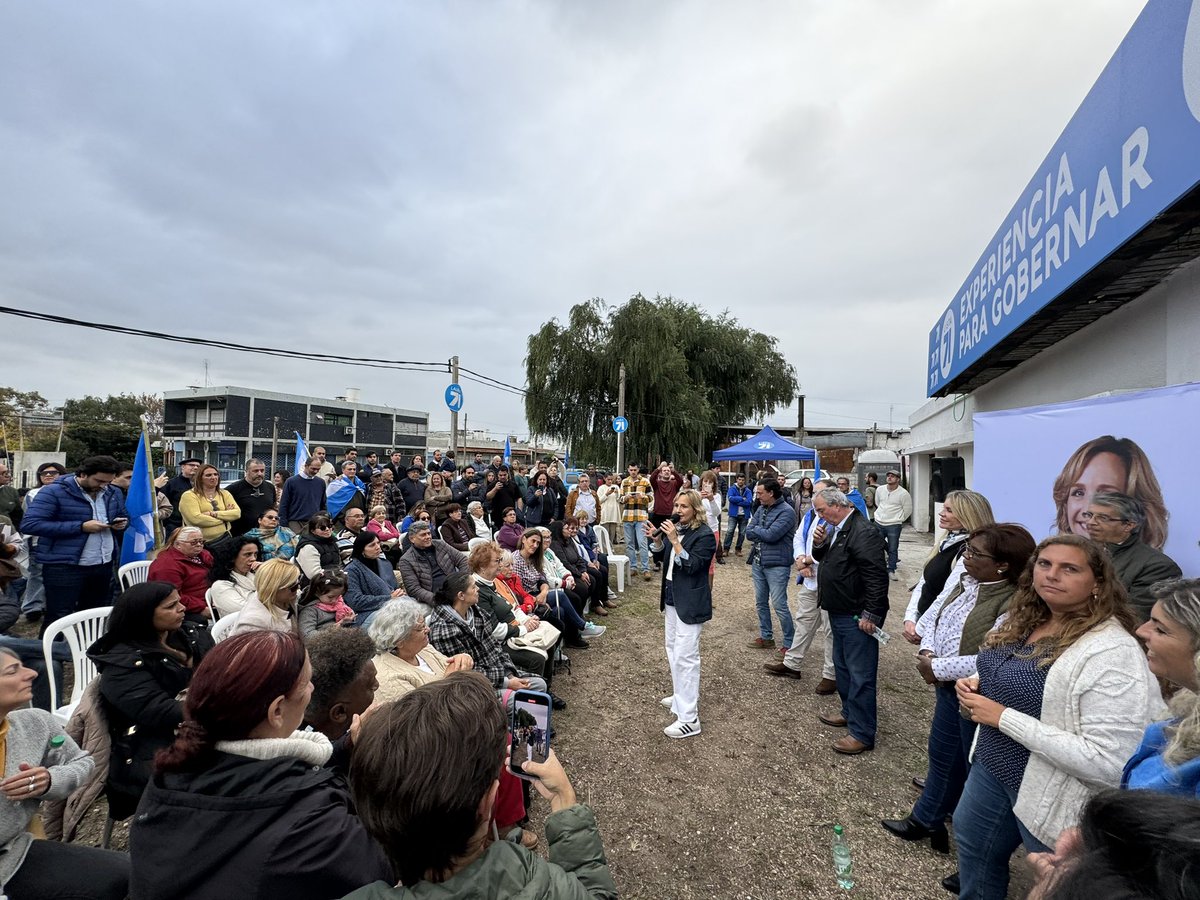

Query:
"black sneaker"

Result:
[[551, 694, 567, 711], [566, 637, 590, 650], [23, 611, 42, 623]]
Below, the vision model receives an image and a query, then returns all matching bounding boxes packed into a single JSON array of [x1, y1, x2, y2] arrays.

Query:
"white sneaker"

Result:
[[889, 571, 899, 581], [664, 719, 702, 739], [660, 696, 674, 709], [582, 622, 607, 638]]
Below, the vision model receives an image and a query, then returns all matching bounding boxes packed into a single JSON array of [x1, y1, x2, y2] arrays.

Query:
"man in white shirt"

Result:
[[763, 480, 836, 694], [873, 470, 912, 580]]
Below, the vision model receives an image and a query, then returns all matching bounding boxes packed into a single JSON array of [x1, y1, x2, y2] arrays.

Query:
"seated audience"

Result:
[[495, 507, 524, 551], [295, 513, 341, 583], [423, 471, 453, 525], [948, 534, 1165, 900], [426, 573, 548, 706], [0, 647, 130, 898], [244, 508, 298, 562], [298, 570, 356, 637], [397, 522, 468, 612], [148, 526, 214, 621], [129, 631, 394, 899], [366, 504, 401, 562], [466, 500, 493, 542], [229, 558, 302, 637], [1085, 491, 1183, 622], [439, 503, 474, 552], [88, 581, 214, 820], [337, 508, 369, 563], [345, 533, 404, 629], [513, 529, 591, 650], [347, 672, 616, 897], [207, 536, 263, 618], [370, 598, 474, 703], [0, 559, 70, 712]]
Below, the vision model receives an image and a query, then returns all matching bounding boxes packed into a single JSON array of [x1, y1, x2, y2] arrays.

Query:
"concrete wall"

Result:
[[905, 254, 1200, 531]]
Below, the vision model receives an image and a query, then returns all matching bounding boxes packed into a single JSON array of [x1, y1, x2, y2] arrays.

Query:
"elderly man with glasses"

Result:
[[1084, 491, 1181, 622]]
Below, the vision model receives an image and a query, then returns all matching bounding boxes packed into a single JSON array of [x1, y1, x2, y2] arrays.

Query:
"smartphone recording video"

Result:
[[509, 689, 552, 780]]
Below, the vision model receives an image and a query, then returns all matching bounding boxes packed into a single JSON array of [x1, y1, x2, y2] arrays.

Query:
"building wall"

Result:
[[906, 255, 1200, 530]]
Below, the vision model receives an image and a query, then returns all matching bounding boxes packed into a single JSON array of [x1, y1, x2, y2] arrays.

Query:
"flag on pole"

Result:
[[813, 452, 822, 482], [564, 446, 571, 469], [121, 428, 157, 566], [503, 436, 512, 466], [294, 432, 310, 477]]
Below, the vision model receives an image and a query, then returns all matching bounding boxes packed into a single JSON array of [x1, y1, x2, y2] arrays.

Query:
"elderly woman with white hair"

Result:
[[369, 598, 475, 703], [466, 501, 494, 543]]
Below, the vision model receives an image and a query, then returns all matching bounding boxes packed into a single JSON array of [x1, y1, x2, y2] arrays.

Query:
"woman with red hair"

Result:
[[128, 631, 393, 899]]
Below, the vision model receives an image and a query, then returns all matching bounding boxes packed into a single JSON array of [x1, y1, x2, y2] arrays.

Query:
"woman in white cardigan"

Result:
[[951, 534, 1164, 900]]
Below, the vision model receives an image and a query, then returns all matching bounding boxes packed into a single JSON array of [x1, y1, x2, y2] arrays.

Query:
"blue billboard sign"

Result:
[[928, 0, 1200, 396]]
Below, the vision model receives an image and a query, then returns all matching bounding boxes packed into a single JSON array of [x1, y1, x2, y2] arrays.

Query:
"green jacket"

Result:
[[343, 804, 617, 900], [1106, 536, 1182, 622], [955, 579, 1018, 659]]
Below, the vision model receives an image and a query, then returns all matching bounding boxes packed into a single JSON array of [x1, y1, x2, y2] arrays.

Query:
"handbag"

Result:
[[205, 530, 235, 554], [507, 620, 561, 656]]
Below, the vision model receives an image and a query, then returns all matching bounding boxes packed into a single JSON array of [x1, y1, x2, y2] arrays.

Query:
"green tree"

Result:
[[60, 394, 153, 464], [525, 295, 798, 464], [0, 387, 58, 456]]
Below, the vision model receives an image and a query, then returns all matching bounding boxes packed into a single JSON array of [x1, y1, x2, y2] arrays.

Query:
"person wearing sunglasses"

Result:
[[230, 558, 302, 637]]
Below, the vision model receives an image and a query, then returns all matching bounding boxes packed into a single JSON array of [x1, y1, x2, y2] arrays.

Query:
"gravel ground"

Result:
[[64, 526, 1037, 897]]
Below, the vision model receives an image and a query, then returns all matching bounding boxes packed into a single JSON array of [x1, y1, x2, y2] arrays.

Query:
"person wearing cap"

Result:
[[874, 471, 912, 580], [397, 465, 427, 515], [366, 468, 406, 525], [397, 522, 469, 614], [163, 458, 202, 534]]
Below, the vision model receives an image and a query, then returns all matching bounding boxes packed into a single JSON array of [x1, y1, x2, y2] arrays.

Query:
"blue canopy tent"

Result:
[[712, 425, 821, 479]]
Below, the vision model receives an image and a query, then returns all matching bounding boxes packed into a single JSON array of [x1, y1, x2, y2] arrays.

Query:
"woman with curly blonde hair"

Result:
[[949, 534, 1165, 900], [1052, 435, 1168, 549]]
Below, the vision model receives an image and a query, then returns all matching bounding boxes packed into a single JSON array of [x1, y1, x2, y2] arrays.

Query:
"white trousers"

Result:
[[664, 605, 703, 723], [783, 584, 835, 680]]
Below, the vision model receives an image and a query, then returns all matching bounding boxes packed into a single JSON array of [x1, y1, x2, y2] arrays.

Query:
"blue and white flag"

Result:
[[503, 436, 512, 466], [121, 430, 157, 566], [294, 432, 310, 477], [326, 475, 366, 520]]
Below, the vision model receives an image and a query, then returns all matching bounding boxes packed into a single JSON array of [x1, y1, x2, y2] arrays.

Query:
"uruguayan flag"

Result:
[[294, 432, 310, 477], [121, 432, 157, 565], [326, 474, 366, 519]]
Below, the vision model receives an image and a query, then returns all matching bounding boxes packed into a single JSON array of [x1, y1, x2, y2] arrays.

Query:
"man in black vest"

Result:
[[227, 458, 277, 537]]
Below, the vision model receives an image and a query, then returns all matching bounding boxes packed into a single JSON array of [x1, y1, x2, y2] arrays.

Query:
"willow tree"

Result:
[[525, 295, 798, 465]]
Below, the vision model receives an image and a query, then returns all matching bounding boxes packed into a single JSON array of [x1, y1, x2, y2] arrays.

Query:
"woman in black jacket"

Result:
[[87, 581, 214, 819], [549, 519, 610, 617], [295, 512, 342, 585], [646, 489, 715, 740], [129, 630, 393, 900], [524, 471, 555, 527]]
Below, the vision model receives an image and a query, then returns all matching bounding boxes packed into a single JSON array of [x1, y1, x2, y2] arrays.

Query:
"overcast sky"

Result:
[[0, 0, 1144, 438]]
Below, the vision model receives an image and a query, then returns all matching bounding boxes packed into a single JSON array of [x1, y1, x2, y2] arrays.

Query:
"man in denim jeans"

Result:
[[619, 464, 653, 580], [745, 478, 796, 650], [873, 470, 911, 580]]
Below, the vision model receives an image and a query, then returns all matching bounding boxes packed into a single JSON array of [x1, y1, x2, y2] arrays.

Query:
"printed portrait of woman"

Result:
[[1052, 435, 1169, 548]]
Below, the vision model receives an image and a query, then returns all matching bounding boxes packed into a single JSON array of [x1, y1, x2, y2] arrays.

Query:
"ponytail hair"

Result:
[[156, 631, 307, 772]]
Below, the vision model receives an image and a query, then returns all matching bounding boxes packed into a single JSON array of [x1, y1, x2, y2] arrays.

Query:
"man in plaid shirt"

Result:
[[620, 463, 653, 580], [427, 573, 549, 708]]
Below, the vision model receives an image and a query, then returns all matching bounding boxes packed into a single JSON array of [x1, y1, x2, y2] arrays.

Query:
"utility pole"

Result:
[[616, 363, 626, 473], [449, 355, 460, 458], [796, 390, 806, 444], [270, 416, 279, 475], [462, 413, 468, 460]]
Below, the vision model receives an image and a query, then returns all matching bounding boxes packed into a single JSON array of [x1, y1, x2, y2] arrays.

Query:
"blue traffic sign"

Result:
[[445, 383, 464, 412], [612, 416, 629, 434]]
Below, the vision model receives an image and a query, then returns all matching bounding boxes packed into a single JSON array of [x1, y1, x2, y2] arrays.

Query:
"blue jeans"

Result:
[[723, 516, 746, 552], [829, 614, 879, 746], [0, 635, 71, 712], [750, 563, 793, 646], [547, 588, 586, 629], [21, 557, 46, 614], [954, 762, 1051, 900], [911, 683, 975, 828], [623, 522, 650, 573], [875, 522, 902, 572], [41, 562, 114, 635]]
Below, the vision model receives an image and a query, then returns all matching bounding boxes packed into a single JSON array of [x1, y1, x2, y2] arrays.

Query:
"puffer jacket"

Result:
[[745, 500, 797, 568], [20, 474, 127, 565], [342, 804, 616, 899], [87, 622, 214, 817]]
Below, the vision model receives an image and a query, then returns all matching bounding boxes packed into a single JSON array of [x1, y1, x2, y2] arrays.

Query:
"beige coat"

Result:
[[42, 679, 110, 843], [373, 646, 450, 703]]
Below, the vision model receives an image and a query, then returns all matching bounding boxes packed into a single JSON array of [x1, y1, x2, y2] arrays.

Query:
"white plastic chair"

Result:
[[117, 560, 151, 591], [210, 614, 240, 642], [204, 587, 217, 622], [43, 606, 113, 726], [467, 537, 490, 551], [594, 527, 629, 594]]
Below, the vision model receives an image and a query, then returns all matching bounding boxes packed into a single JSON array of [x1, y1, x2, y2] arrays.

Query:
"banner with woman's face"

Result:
[[973, 382, 1199, 576]]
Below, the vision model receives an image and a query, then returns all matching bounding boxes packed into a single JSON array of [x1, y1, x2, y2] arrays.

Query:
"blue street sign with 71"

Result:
[[612, 416, 629, 434], [445, 383, 464, 412]]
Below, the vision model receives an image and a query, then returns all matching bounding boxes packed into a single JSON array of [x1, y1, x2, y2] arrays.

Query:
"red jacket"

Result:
[[497, 573, 537, 614], [651, 471, 685, 515], [147, 547, 214, 613]]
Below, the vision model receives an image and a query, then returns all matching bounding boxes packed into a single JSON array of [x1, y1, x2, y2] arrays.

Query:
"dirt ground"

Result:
[[66, 527, 1037, 898]]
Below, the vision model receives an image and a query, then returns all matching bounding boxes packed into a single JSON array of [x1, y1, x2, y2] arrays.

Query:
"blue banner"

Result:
[[120, 430, 157, 566], [928, 0, 1200, 395]]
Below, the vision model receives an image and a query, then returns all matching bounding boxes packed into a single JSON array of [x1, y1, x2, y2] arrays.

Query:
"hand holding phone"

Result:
[[509, 689, 553, 782], [521, 748, 577, 812]]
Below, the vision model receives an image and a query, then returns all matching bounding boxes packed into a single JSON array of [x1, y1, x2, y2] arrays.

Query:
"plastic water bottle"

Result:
[[854, 615, 891, 646], [832, 824, 854, 889]]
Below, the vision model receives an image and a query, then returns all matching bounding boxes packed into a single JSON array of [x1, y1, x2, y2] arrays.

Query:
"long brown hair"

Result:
[[1052, 435, 1168, 548], [984, 534, 1135, 666]]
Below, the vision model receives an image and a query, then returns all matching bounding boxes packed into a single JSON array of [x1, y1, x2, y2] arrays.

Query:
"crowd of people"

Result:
[[0, 444, 1198, 898]]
